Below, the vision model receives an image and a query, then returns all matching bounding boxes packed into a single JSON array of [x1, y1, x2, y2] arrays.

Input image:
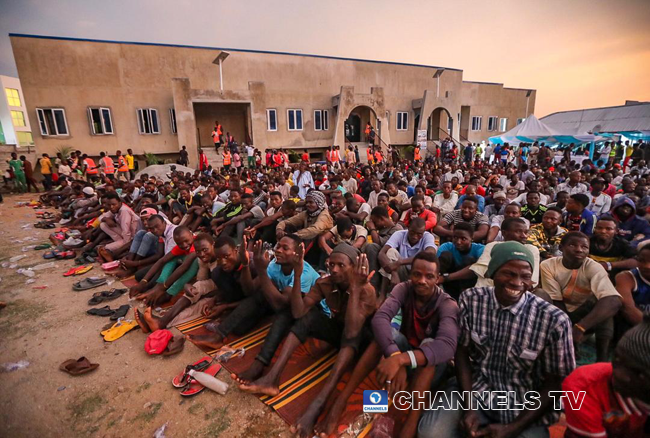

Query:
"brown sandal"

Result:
[[59, 357, 99, 376]]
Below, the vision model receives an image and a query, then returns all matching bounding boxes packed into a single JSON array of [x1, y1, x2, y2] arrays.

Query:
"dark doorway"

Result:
[[345, 114, 361, 142]]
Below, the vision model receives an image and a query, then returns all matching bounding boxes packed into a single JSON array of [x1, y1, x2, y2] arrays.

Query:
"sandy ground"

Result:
[[0, 193, 291, 438]]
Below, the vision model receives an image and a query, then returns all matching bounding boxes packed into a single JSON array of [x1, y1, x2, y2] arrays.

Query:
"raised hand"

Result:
[[239, 234, 250, 266], [350, 253, 373, 286], [252, 240, 270, 270]]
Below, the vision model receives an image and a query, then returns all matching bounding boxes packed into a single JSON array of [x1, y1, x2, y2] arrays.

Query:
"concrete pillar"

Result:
[[333, 86, 355, 148], [171, 78, 198, 167], [371, 87, 391, 147], [247, 81, 268, 152]]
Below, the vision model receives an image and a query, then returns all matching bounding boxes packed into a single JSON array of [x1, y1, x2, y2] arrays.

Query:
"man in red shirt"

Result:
[[400, 196, 437, 231], [563, 319, 650, 437]]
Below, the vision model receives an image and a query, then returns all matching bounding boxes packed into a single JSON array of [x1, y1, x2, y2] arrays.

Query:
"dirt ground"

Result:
[[0, 193, 291, 438]]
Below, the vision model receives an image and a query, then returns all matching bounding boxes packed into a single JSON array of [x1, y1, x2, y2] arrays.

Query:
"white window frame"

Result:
[[499, 118, 508, 132], [287, 109, 303, 131], [487, 116, 498, 132], [323, 110, 329, 131], [397, 111, 409, 131], [36, 108, 69, 136], [169, 109, 177, 134], [471, 116, 482, 132], [137, 108, 160, 135], [517, 118, 526, 125], [266, 109, 277, 131], [87, 107, 114, 135]]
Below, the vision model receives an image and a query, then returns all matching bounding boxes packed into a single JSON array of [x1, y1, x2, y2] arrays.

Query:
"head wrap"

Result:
[[617, 319, 650, 370], [82, 187, 95, 196], [306, 190, 327, 217], [486, 241, 534, 279], [331, 243, 360, 265]]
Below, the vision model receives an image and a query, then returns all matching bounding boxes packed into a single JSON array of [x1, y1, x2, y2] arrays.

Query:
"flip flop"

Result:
[[180, 361, 222, 397], [161, 336, 186, 356], [73, 277, 107, 291], [59, 357, 99, 376], [43, 250, 62, 259], [134, 309, 152, 333], [87, 305, 116, 317], [56, 250, 76, 260], [63, 265, 87, 277], [74, 265, 94, 276], [88, 288, 127, 305], [172, 356, 214, 388], [101, 320, 139, 342], [110, 304, 131, 321], [34, 244, 52, 250], [101, 260, 121, 271]]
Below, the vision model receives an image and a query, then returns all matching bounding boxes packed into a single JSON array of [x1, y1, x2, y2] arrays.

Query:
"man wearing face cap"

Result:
[[419, 241, 575, 438], [241, 243, 376, 438]]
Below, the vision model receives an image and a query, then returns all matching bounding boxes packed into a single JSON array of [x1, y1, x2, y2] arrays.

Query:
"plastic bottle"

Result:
[[16, 268, 35, 278], [9, 255, 27, 263], [21, 245, 36, 252], [32, 262, 55, 271], [187, 369, 229, 395]]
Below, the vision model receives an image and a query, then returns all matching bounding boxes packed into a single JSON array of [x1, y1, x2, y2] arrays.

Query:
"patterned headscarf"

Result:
[[306, 191, 327, 217]]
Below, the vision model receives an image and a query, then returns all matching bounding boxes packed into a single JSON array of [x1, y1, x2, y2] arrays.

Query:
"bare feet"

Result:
[[315, 396, 347, 438], [290, 405, 321, 438], [97, 246, 113, 263], [112, 268, 135, 279], [186, 332, 225, 351], [239, 374, 280, 397], [142, 307, 163, 331], [231, 360, 265, 385]]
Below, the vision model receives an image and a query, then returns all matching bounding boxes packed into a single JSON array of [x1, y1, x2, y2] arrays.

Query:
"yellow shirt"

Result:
[[126, 154, 135, 169], [40, 157, 52, 174]]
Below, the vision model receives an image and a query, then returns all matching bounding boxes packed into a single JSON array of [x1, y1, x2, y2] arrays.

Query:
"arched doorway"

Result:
[[345, 106, 377, 143], [428, 107, 452, 141]]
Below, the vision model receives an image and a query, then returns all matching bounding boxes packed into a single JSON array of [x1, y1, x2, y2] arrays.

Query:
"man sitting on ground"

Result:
[[540, 231, 622, 362], [96, 192, 142, 262], [129, 226, 198, 306], [240, 244, 376, 438], [418, 242, 575, 438], [563, 194, 597, 236], [526, 207, 567, 259], [437, 222, 484, 300], [434, 196, 489, 243], [315, 251, 459, 438], [615, 242, 650, 328], [399, 195, 437, 231]]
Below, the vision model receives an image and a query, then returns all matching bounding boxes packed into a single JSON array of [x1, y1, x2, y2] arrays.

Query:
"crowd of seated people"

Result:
[[37, 140, 650, 437]]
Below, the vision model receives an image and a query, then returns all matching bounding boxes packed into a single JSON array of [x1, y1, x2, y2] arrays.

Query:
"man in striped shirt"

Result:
[[419, 242, 575, 438]]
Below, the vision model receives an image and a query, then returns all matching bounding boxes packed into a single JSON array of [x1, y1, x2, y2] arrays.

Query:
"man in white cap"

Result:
[[61, 186, 99, 224]]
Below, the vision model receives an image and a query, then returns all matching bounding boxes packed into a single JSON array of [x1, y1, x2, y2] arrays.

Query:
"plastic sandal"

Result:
[[180, 362, 222, 397], [86, 305, 116, 317], [74, 265, 94, 276], [59, 357, 99, 376], [101, 320, 139, 342], [172, 356, 214, 388], [109, 304, 130, 321]]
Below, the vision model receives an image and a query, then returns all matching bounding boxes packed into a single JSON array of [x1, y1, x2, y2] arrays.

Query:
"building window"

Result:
[[11, 110, 26, 127], [487, 116, 498, 132], [87, 107, 113, 135], [471, 116, 482, 131], [169, 109, 177, 134], [16, 131, 34, 145], [5, 88, 21, 107], [314, 109, 329, 131], [499, 118, 508, 132], [397, 112, 409, 130], [287, 109, 303, 131], [36, 108, 69, 136], [517, 118, 526, 125], [137, 108, 160, 134], [267, 109, 277, 131]]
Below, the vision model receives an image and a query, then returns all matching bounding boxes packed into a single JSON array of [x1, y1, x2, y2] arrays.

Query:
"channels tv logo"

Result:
[[363, 390, 388, 413]]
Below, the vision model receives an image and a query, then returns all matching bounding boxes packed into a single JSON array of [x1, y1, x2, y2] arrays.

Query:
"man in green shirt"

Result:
[[8, 152, 26, 193]]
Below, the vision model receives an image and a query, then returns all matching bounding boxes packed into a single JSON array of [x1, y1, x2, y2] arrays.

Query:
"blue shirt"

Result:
[[438, 242, 485, 267], [386, 230, 437, 258], [266, 260, 319, 293]]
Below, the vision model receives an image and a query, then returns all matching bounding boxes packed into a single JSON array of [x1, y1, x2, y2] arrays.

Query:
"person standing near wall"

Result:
[[126, 149, 136, 180], [116, 150, 129, 181], [20, 155, 38, 193], [8, 152, 26, 193], [39, 153, 53, 190]]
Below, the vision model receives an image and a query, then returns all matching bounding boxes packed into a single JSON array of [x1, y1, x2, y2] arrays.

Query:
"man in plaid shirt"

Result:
[[419, 241, 576, 438]]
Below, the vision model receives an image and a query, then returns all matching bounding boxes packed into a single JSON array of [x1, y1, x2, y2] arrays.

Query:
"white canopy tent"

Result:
[[489, 114, 603, 146]]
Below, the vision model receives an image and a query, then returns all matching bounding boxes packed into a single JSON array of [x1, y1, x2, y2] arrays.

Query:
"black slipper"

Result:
[[110, 304, 130, 321], [88, 289, 128, 305], [86, 306, 115, 317]]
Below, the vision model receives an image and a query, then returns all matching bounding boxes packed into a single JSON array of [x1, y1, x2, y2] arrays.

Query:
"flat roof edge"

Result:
[[9, 33, 464, 72]]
